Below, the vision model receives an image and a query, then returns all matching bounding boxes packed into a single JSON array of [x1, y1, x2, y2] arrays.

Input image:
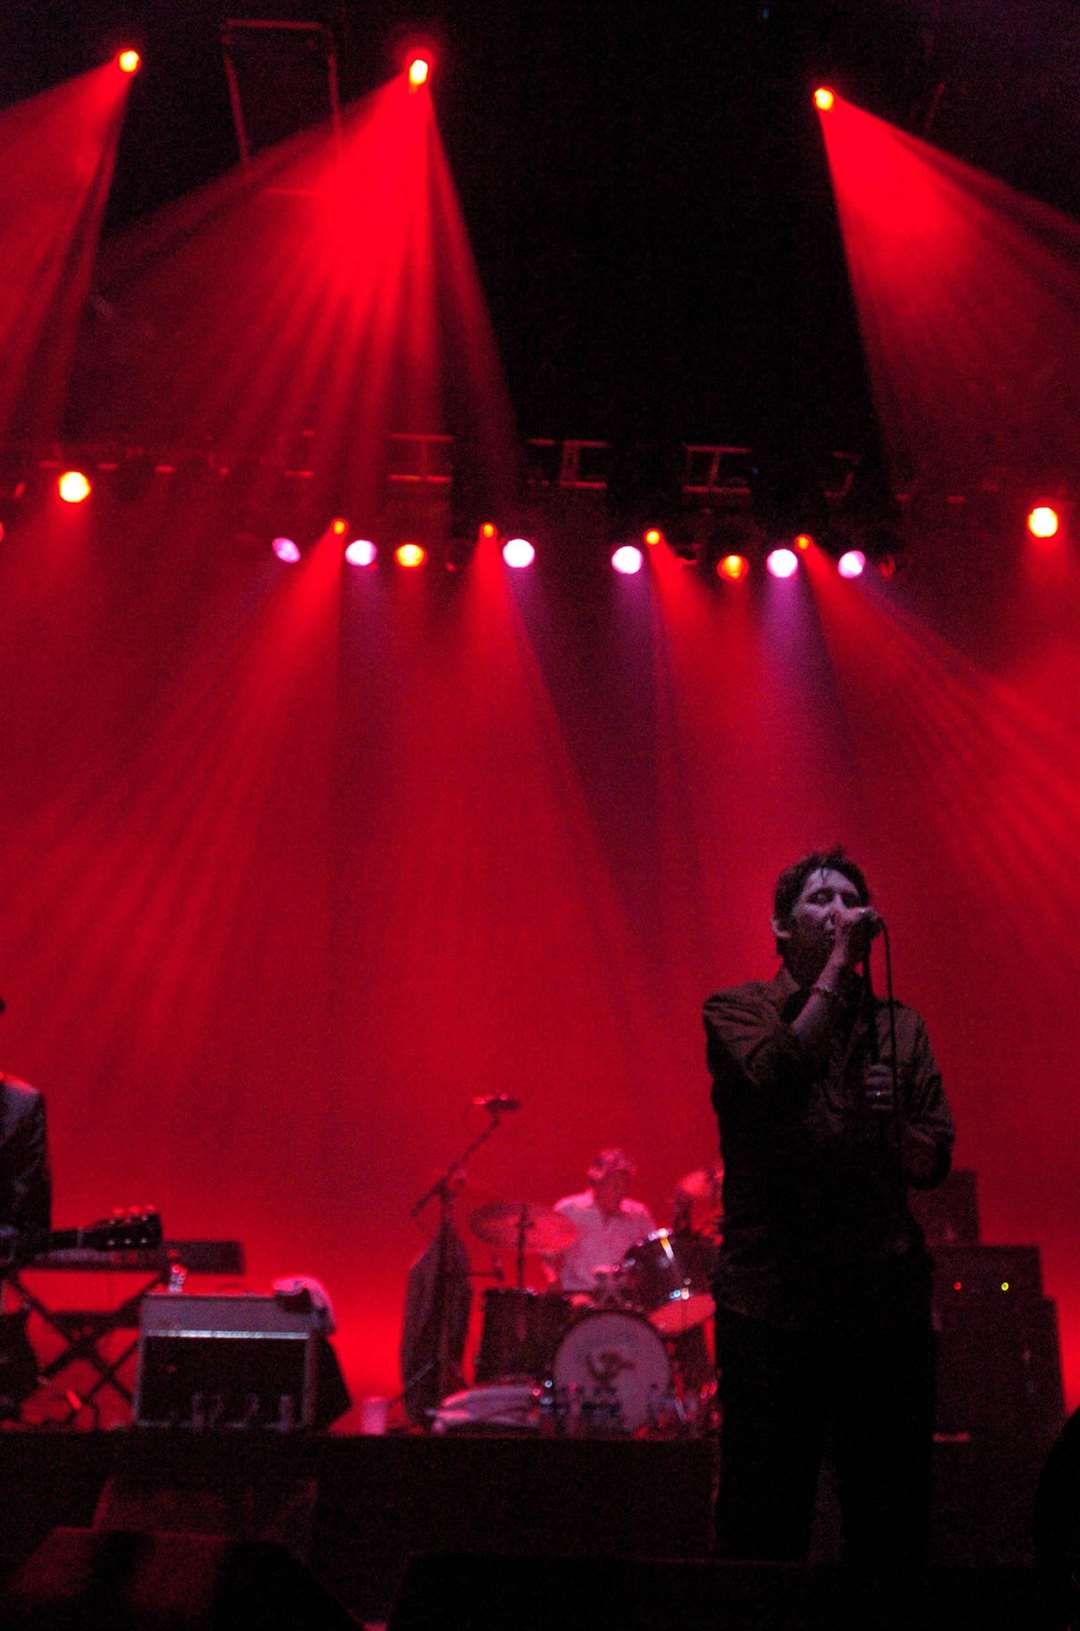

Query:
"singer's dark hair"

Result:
[[772, 847, 871, 954]]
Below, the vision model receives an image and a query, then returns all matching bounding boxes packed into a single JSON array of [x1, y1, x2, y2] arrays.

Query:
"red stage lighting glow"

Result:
[[814, 87, 836, 112], [794, 532, 814, 551], [57, 470, 92, 504], [344, 538, 377, 567], [117, 50, 141, 75], [479, 522, 499, 541], [716, 554, 750, 582], [838, 549, 867, 578], [408, 57, 431, 89], [395, 542, 427, 569], [818, 98, 1080, 496], [766, 547, 799, 579], [502, 537, 535, 570], [1027, 505, 1061, 540], [330, 517, 348, 537], [643, 528, 664, 547], [611, 545, 644, 576], [271, 536, 301, 563]]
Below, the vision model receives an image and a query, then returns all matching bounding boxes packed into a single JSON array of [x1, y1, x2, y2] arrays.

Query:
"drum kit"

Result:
[[460, 1172, 723, 1435]]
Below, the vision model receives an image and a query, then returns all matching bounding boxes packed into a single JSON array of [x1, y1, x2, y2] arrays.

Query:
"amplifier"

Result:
[[134, 1294, 320, 1431], [933, 1245, 1043, 1302], [934, 1296, 1065, 1446]]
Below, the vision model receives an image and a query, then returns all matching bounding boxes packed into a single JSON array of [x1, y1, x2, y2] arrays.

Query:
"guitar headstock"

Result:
[[80, 1209, 163, 1253]]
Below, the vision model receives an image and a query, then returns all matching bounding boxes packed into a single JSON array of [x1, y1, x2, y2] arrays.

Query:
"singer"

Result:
[[703, 848, 954, 1572]]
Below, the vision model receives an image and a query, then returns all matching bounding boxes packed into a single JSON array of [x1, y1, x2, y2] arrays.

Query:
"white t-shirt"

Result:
[[551, 1188, 657, 1292]]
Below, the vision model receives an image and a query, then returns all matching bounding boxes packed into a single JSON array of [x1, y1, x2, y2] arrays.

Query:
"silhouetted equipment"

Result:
[[134, 1294, 349, 1432], [2, 1526, 356, 1630], [1035, 1405, 1080, 1629], [387, 1554, 1048, 1631]]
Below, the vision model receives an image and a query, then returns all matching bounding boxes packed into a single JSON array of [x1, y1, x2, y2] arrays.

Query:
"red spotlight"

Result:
[[766, 547, 799, 579], [330, 516, 349, 537], [1027, 504, 1061, 540], [813, 86, 835, 112], [395, 542, 427, 569], [794, 532, 814, 551], [117, 49, 141, 75], [643, 527, 664, 547], [478, 522, 499, 541], [716, 553, 750, 582], [272, 536, 301, 563], [408, 56, 431, 89], [57, 470, 92, 504]]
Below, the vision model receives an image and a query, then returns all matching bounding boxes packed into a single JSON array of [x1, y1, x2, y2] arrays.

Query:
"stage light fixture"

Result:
[[502, 537, 535, 569], [330, 517, 349, 537], [814, 87, 835, 111], [395, 542, 427, 569], [408, 56, 431, 88], [57, 470, 92, 504], [272, 536, 301, 563], [716, 554, 750, 582], [117, 49, 141, 75], [1027, 504, 1061, 540], [643, 527, 664, 547], [766, 547, 799, 579], [345, 538, 377, 567], [794, 532, 814, 550], [837, 549, 866, 578], [479, 522, 499, 541], [611, 545, 644, 576]]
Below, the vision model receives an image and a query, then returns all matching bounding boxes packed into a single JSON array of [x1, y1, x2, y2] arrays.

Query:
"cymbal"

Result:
[[675, 1164, 725, 1202], [469, 1200, 578, 1253]]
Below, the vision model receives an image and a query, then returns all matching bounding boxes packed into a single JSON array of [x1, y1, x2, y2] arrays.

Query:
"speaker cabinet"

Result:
[[2, 1526, 355, 1630]]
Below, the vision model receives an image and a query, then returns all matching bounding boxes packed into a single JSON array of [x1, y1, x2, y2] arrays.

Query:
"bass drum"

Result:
[[552, 1309, 670, 1432]]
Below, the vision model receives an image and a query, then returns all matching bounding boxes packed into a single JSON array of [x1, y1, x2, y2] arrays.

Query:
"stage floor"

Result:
[[0, 1426, 1047, 1623]]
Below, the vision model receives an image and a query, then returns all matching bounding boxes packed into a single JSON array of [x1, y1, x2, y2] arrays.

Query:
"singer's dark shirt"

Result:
[[0, 1074, 51, 1238], [704, 967, 953, 1332]]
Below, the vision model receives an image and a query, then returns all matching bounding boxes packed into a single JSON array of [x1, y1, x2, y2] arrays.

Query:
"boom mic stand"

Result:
[[401, 1101, 513, 1416]]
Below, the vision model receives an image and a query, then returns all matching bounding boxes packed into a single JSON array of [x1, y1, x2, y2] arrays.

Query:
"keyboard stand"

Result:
[[6, 1265, 171, 1424]]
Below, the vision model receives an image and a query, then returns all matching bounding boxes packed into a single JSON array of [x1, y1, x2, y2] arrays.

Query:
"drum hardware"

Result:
[[469, 1200, 577, 1292], [474, 1286, 572, 1384]]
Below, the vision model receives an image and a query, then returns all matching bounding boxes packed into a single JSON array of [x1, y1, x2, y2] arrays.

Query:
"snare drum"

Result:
[[621, 1228, 716, 1335], [474, 1287, 572, 1382], [551, 1309, 670, 1432]]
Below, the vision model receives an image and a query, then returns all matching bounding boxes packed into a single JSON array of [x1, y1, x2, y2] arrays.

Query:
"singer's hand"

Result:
[[825, 905, 880, 970], [863, 1063, 895, 1116]]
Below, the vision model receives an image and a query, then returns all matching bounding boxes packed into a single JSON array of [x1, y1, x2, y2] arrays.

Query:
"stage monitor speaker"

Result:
[[133, 1294, 349, 1431], [1, 1526, 356, 1630], [387, 1554, 1048, 1631]]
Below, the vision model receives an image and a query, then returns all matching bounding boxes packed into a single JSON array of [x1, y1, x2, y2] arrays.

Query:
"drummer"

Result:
[[544, 1148, 657, 1295]]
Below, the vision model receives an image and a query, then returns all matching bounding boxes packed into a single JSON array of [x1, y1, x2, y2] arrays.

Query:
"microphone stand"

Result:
[[405, 1103, 513, 1412]]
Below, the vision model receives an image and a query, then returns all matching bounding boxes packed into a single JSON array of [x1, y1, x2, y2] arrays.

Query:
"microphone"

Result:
[[861, 909, 885, 941], [473, 1094, 521, 1113]]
